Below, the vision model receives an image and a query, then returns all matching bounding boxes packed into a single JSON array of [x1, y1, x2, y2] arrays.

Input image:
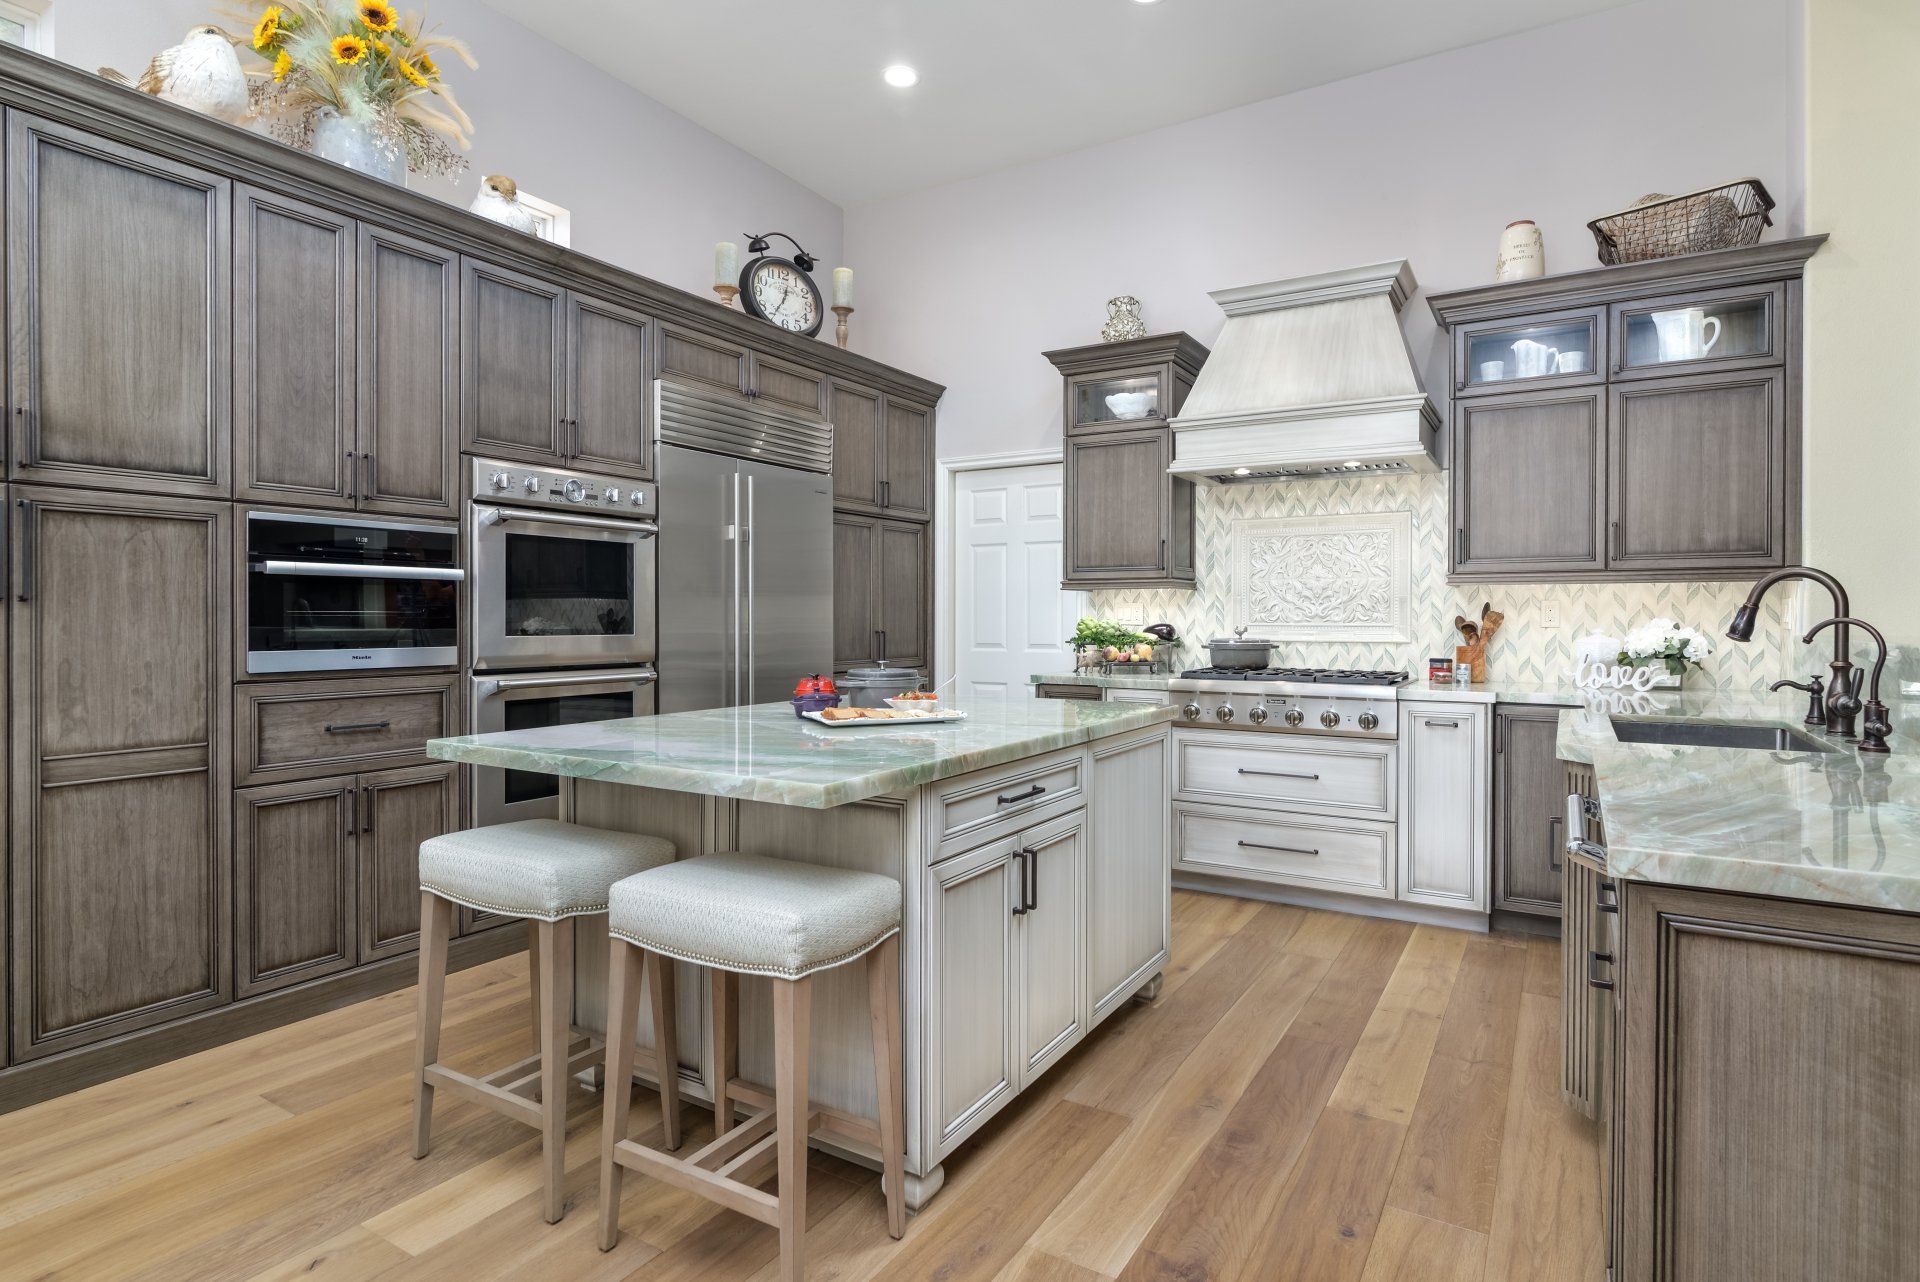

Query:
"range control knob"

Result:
[[1358, 711, 1380, 732], [605, 487, 623, 504], [488, 470, 511, 491], [1320, 710, 1342, 729], [522, 474, 542, 494], [632, 491, 648, 506], [563, 478, 588, 504], [1248, 705, 1269, 725], [1181, 702, 1202, 721], [1283, 707, 1305, 727], [1215, 704, 1235, 724]]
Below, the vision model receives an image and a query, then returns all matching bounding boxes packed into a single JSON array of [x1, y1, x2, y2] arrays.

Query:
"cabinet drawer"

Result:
[[1175, 731, 1395, 819], [1174, 804, 1393, 897], [237, 675, 460, 786], [933, 748, 1086, 858]]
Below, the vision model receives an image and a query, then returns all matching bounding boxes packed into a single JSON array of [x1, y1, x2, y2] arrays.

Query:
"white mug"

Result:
[[1479, 360, 1506, 382], [1554, 350, 1589, 374], [1650, 308, 1722, 362]]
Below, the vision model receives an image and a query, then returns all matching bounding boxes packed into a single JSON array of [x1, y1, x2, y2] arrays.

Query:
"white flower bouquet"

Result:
[[1618, 617, 1715, 681]]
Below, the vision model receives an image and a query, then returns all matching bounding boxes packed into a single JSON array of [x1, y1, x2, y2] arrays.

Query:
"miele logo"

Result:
[[351, 654, 373, 660]]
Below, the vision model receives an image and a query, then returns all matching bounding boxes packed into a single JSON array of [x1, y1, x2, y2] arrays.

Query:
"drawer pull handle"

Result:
[[1424, 718, 1460, 728], [1587, 950, 1615, 991], [1238, 768, 1319, 781], [325, 720, 392, 734], [1238, 839, 1319, 857], [997, 784, 1047, 805], [1596, 878, 1619, 914]]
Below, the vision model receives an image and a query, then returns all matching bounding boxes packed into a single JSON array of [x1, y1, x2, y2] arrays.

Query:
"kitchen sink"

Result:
[[1609, 718, 1837, 754]]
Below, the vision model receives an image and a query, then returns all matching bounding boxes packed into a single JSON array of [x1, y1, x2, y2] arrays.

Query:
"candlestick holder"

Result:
[[832, 304, 854, 349], [713, 283, 739, 309]]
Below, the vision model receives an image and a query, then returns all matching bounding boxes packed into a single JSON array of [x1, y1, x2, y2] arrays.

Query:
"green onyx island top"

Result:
[[1556, 690, 1920, 913], [429, 698, 1176, 810]]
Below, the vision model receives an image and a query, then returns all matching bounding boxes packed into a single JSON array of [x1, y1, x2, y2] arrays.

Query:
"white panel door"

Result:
[[954, 464, 1083, 701]]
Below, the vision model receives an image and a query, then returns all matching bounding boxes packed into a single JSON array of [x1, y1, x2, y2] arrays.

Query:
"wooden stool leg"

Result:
[[867, 935, 906, 1238], [537, 919, 573, 1224], [526, 920, 543, 1053], [709, 969, 738, 1136], [598, 937, 644, 1252], [412, 892, 454, 1160], [648, 952, 682, 1150], [773, 975, 813, 1282]]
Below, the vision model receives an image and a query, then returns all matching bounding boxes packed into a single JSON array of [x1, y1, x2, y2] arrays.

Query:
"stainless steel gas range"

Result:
[[1169, 667, 1412, 737]]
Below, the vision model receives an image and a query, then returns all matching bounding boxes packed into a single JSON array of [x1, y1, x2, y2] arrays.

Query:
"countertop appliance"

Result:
[[469, 667, 657, 826], [246, 510, 462, 675], [467, 457, 658, 672], [654, 377, 833, 714], [1170, 667, 1411, 738]]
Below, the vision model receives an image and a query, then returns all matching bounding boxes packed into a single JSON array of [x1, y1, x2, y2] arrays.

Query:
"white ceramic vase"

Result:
[[311, 108, 407, 184], [1495, 220, 1545, 281]]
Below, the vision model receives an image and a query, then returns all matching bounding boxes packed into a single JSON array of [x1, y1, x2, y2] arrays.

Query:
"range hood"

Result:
[[1170, 260, 1439, 484]]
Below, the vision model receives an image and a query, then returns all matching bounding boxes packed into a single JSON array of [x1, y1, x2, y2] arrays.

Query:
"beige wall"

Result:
[[1803, 0, 1920, 649]]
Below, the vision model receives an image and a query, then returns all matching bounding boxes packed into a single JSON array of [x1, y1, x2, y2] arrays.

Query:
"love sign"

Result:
[[1574, 662, 1664, 692]]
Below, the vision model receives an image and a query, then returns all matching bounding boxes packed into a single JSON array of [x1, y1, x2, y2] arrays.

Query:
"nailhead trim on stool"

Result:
[[420, 818, 676, 921]]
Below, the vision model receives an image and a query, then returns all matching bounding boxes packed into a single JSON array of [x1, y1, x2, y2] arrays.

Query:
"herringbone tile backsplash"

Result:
[[1088, 473, 1804, 692]]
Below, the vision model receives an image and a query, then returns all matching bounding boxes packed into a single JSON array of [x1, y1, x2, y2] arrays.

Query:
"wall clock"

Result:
[[738, 232, 824, 338]]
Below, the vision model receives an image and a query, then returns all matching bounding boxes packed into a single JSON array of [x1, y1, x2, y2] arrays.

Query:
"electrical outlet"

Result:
[[1110, 603, 1146, 625], [1540, 603, 1562, 630]]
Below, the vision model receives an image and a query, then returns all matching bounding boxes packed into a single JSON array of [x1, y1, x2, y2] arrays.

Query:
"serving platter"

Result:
[[799, 709, 969, 728]]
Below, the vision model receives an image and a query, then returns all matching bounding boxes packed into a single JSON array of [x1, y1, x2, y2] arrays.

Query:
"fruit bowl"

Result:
[[1104, 391, 1153, 419]]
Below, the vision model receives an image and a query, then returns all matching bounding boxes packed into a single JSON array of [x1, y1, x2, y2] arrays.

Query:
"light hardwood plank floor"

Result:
[[0, 892, 1603, 1281]]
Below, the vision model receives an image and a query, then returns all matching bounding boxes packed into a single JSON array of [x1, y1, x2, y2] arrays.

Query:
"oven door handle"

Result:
[[472, 506, 657, 537], [476, 669, 658, 697], [253, 560, 466, 581]]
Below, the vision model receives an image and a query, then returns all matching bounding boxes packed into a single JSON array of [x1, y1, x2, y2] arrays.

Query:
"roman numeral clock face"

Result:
[[743, 259, 823, 336]]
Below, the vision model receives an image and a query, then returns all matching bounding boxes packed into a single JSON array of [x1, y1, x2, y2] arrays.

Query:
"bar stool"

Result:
[[597, 852, 905, 1280], [412, 818, 677, 1224]]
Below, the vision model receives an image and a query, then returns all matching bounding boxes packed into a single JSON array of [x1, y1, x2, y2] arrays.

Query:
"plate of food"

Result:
[[886, 692, 944, 712], [801, 706, 968, 728]]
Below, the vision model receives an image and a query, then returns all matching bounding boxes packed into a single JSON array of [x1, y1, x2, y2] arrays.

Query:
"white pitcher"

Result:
[[1650, 308, 1721, 362], [1511, 338, 1560, 379]]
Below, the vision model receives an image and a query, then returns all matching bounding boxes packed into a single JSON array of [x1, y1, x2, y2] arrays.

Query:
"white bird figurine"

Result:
[[99, 26, 250, 125], [469, 175, 538, 235]]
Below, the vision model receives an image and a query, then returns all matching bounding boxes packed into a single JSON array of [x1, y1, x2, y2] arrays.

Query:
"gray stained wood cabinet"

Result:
[[8, 489, 233, 1061], [833, 512, 929, 672], [236, 194, 460, 517], [830, 378, 934, 520], [1429, 237, 1823, 583], [462, 258, 654, 480], [6, 114, 231, 498], [1492, 703, 1574, 917], [1046, 333, 1207, 590]]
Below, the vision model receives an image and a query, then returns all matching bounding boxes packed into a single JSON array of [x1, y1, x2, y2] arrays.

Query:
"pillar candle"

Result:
[[714, 241, 739, 288], [832, 266, 854, 308]]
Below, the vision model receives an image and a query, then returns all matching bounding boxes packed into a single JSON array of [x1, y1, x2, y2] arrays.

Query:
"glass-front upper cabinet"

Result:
[[1612, 283, 1783, 378], [1456, 308, 1604, 395], [1069, 368, 1167, 430]]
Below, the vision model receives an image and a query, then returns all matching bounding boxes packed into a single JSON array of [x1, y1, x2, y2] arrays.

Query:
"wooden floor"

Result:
[[0, 892, 1603, 1281]]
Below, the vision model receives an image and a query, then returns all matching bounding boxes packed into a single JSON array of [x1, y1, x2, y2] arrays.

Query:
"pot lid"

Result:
[[1207, 627, 1277, 646], [841, 664, 924, 682]]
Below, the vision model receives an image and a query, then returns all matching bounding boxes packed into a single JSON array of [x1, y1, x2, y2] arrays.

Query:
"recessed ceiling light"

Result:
[[883, 64, 919, 88]]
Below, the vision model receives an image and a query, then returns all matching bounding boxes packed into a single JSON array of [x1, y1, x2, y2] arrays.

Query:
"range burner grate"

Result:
[[1177, 667, 1412, 686]]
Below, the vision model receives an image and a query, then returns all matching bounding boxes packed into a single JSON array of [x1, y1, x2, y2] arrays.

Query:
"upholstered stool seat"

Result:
[[607, 851, 901, 978], [420, 819, 676, 921], [599, 854, 907, 1279], [412, 820, 678, 1226]]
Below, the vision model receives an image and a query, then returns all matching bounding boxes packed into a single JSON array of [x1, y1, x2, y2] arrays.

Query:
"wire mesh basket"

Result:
[[1587, 179, 1775, 266]]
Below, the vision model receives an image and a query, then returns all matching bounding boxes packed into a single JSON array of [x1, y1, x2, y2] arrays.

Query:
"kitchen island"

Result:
[[1553, 692, 1920, 1280], [429, 698, 1175, 1209]]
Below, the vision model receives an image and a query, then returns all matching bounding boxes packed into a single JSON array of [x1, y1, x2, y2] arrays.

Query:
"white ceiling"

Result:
[[497, 0, 1640, 206]]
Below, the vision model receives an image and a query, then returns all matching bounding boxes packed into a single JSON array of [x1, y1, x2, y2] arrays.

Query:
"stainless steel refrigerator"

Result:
[[654, 379, 834, 713]]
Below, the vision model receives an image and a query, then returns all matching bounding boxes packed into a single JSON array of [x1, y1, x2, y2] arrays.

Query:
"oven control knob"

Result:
[[522, 474, 542, 494], [1320, 710, 1342, 729], [1358, 711, 1380, 732], [631, 492, 647, 506], [563, 478, 587, 504], [604, 487, 622, 504], [1283, 707, 1305, 727], [1215, 704, 1235, 723], [488, 470, 511, 491], [1248, 705, 1269, 725], [1181, 702, 1202, 721]]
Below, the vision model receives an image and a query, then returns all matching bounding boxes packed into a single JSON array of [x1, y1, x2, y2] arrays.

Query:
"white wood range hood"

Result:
[[1169, 260, 1440, 484]]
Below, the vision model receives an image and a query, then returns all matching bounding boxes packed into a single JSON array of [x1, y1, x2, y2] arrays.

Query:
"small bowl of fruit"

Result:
[[885, 691, 943, 713]]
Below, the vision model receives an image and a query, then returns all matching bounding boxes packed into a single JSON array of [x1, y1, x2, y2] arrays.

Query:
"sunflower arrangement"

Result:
[[240, 0, 475, 179]]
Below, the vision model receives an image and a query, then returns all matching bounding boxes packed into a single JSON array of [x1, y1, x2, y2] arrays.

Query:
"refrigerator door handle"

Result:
[[743, 472, 756, 705], [729, 470, 744, 708]]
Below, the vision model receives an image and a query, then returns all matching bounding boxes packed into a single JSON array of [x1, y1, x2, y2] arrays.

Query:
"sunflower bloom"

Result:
[[272, 48, 292, 80], [357, 0, 398, 33], [372, 38, 390, 57], [252, 5, 283, 51], [398, 57, 431, 88], [330, 33, 368, 64], [416, 52, 437, 77]]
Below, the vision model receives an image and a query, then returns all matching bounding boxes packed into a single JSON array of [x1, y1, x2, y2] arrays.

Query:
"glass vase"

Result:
[[310, 108, 407, 185]]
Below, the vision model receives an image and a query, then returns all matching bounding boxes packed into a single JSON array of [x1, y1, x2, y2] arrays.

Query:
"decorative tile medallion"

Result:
[[1232, 511, 1411, 643]]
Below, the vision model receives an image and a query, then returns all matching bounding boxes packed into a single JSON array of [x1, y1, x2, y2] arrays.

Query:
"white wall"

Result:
[[51, 0, 844, 300], [844, 0, 1804, 462]]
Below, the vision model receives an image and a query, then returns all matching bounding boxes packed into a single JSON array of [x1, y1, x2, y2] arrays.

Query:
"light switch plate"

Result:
[[1110, 603, 1146, 624], [1540, 603, 1562, 630]]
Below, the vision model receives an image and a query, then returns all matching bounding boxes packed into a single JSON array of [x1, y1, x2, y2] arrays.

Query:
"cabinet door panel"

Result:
[[6, 115, 230, 496], [882, 398, 933, 519], [924, 843, 1017, 1155], [1066, 430, 1169, 578], [1608, 369, 1785, 572], [10, 490, 232, 1059], [1019, 815, 1087, 1083], [749, 352, 827, 417], [877, 519, 929, 670], [1088, 732, 1170, 1022], [460, 258, 566, 464], [235, 779, 356, 997], [658, 324, 747, 395], [829, 381, 882, 510], [1495, 707, 1568, 915], [832, 512, 879, 672], [358, 762, 459, 963], [568, 294, 653, 479], [1453, 390, 1605, 575], [358, 226, 459, 517], [235, 187, 355, 507], [1399, 704, 1488, 909]]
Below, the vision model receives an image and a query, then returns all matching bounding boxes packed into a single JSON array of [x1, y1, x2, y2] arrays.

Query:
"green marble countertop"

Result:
[[429, 698, 1176, 810], [1556, 690, 1920, 912]]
